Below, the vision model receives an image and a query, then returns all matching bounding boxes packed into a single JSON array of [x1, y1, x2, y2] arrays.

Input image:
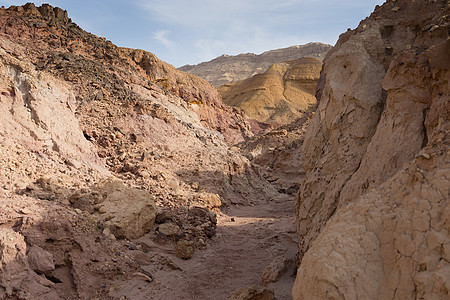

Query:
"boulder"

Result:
[[261, 256, 288, 285], [157, 222, 181, 237], [175, 239, 195, 260], [27, 246, 54, 274], [95, 179, 156, 239]]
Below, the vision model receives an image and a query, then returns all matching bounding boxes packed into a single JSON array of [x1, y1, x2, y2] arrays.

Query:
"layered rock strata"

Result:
[[219, 57, 322, 125], [179, 43, 331, 87]]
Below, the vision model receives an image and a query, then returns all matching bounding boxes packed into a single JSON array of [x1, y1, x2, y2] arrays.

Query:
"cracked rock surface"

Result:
[[294, 0, 449, 298]]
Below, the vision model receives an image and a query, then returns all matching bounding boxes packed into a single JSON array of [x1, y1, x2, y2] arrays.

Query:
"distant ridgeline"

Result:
[[178, 42, 332, 87]]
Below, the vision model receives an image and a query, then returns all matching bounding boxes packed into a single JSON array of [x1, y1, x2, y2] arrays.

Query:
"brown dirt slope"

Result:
[[179, 43, 331, 87], [219, 57, 322, 125], [293, 0, 449, 298]]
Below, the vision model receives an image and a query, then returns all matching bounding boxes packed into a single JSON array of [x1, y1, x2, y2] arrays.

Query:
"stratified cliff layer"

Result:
[[219, 57, 322, 125], [179, 43, 331, 87], [293, 0, 449, 298]]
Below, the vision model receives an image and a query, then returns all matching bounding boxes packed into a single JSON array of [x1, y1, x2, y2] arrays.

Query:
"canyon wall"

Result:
[[294, 0, 449, 298]]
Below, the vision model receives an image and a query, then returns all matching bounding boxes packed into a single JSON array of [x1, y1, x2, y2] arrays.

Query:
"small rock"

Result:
[[103, 228, 111, 236], [191, 181, 199, 190], [98, 206, 107, 214], [391, 6, 400, 12], [155, 209, 173, 224], [430, 25, 440, 32], [72, 197, 94, 213], [176, 239, 195, 260], [167, 178, 179, 189], [128, 242, 137, 250], [163, 257, 182, 270], [133, 272, 152, 282], [188, 206, 208, 218], [28, 246, 55, 274], [261, 256, 289, 285], [158, 222, 181, 236], [194, 192, 221, 209], [139, 268, 154, 279]]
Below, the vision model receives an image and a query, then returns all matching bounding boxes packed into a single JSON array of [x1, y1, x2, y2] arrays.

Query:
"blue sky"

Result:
[[3, 1, 384, 67]]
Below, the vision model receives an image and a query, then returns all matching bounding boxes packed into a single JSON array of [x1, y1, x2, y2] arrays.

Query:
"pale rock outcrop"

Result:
[[0, 45, 104, 172], [261, 256, 289, 285], [293, 142, 449, 299], [294, 0, 449, 298], [95, 179, 157, 239]]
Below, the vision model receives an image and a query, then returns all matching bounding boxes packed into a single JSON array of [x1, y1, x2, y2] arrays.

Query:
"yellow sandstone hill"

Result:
[[179, 43, 331, 87], [219, 57, 322, 125]]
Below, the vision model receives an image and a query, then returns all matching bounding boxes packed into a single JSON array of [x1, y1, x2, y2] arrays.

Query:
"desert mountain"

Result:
[[219, 57, 322, 125], [179, 42, 331, 86], [293, 0, 449, 298]]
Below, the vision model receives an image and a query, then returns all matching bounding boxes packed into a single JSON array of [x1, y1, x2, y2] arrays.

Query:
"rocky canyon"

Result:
[[0, 1, 448, 300]]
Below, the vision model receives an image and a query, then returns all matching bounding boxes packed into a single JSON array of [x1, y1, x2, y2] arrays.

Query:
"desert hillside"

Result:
[[179, 42, 331, 86], [219, 57, 322, 125]]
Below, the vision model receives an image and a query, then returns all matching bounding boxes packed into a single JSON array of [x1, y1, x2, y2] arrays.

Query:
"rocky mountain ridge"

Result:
[[179, 42, 331, 86]]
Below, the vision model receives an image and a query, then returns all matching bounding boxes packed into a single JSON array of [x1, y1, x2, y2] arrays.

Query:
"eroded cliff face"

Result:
[[293, 0, 449, 298]]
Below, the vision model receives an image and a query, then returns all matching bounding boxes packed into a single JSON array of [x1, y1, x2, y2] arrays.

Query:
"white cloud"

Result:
[[153, 29, 176, 49]]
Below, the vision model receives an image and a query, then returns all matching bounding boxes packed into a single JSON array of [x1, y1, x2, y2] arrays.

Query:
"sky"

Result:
[[2, 0, 385, 67]]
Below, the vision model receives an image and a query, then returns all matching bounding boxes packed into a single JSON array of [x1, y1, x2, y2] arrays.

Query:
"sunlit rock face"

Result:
[[293, 0, 450, 298]]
